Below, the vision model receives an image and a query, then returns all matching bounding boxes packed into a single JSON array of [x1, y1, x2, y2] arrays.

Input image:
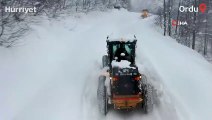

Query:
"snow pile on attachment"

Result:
[[112, 60, 136, 69]]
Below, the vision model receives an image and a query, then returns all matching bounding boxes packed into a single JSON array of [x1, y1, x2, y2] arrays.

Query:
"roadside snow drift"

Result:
[[0, 9, 212, 120]]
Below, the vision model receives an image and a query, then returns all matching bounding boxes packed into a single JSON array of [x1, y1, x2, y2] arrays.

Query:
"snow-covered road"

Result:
[[0, 9, 212, 120]]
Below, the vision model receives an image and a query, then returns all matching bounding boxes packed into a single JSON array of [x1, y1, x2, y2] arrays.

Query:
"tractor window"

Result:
[[113, 45, 118, 54], [108, 41, 136, 64], [112, 44, 132, 55], [125, 44, 132, 55], [112, 43, 133, 61]]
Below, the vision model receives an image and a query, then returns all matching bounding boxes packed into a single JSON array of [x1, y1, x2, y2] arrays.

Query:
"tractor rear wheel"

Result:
[[143, 83, 154, 113], [102, 55, 109, 68], [97, 76, 108, 115]]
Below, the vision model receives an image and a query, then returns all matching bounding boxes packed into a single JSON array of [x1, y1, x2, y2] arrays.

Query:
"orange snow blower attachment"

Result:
[[112, 94, 142, 109]]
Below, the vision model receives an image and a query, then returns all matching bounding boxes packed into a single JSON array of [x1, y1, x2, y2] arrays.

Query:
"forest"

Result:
[[0, 0, 212, 61], [156, 0, 212, 60]]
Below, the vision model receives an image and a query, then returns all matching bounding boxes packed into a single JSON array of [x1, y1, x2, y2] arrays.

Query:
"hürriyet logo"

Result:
[[4, 6, 37, 13]]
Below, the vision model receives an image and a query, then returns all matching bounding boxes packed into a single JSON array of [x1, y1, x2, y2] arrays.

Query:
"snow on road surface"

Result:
[[0, 9, 212, 120]]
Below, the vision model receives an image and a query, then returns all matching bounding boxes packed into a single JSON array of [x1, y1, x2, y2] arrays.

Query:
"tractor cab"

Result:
[[106, 39, 137, 66]]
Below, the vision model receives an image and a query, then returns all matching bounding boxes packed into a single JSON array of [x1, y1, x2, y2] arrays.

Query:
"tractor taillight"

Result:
[[134, 76, 141, 81], [112, 76, 119, 81]]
